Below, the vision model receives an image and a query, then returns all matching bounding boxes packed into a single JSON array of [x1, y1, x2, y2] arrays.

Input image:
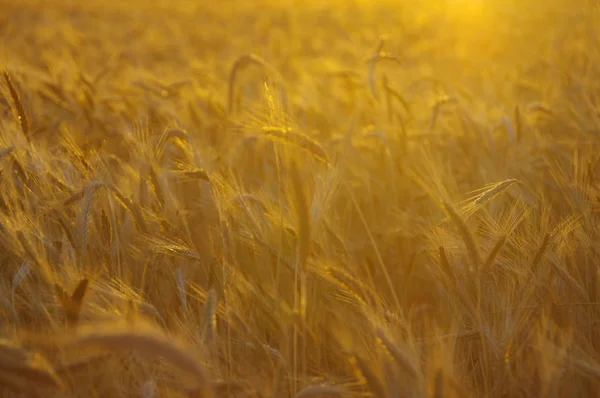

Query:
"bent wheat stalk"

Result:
[[58, 318, 213, 396]]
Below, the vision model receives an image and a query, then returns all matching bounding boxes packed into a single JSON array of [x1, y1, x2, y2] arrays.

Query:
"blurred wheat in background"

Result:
[[0, 0, 599, 396]]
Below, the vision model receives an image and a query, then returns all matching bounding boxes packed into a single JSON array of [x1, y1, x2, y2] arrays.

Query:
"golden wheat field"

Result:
[[0, 0, 599, 396]]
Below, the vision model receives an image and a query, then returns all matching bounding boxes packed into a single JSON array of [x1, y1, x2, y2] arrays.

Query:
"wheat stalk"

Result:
[[442, 199, 481, 272], [531, 233, 552, 274], [484, 234, 507, 269], [290, 161, 311, 273]]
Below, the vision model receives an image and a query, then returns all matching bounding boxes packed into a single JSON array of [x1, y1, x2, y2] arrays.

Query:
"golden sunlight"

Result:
[[1, 0, 598, 397]]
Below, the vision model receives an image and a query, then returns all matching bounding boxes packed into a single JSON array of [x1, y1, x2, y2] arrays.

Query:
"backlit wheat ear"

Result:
[[442, 199, 481, 272], [64, 180, 104, 207], [138, 234, 203, 261], [262, 126, 329, 163], [474, 179, 520, 206], [60, 318, 213, 396], [2, 71, 30, 141], [156, 127, 189, 157]]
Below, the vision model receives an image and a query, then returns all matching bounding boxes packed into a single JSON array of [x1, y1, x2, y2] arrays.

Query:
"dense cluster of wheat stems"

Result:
[[0, 0, 599, 397]]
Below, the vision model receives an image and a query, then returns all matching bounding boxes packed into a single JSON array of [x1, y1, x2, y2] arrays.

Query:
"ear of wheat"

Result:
[[2, 71, 30, 141], [474, 179, 520, 206]]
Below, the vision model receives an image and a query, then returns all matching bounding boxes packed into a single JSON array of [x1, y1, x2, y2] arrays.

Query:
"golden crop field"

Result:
[[0, 0, 599, 396]]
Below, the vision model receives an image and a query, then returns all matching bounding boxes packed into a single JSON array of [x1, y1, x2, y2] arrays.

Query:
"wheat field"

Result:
[[0, 0, 599, 397]]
